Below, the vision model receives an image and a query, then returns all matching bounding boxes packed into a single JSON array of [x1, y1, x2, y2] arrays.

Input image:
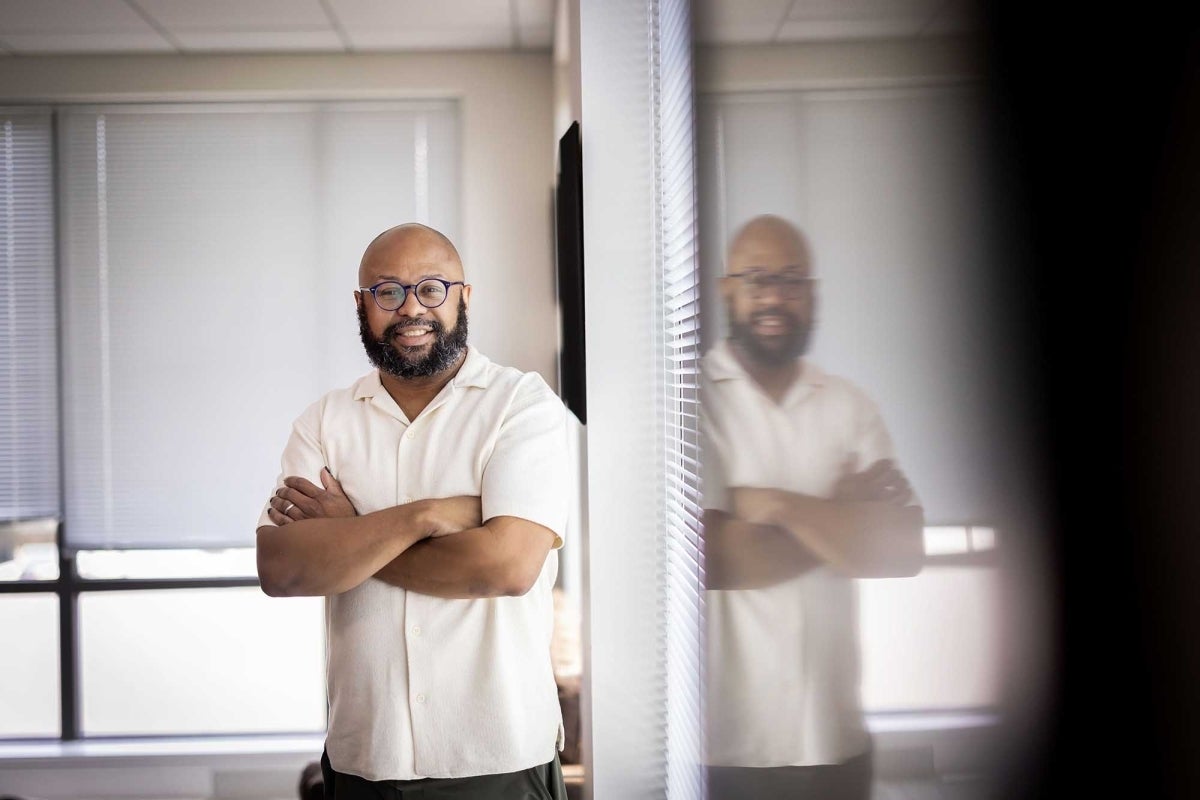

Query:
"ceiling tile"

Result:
[[694, 0, 793, 44], [515, 0, 553, 29], [135, 0, 332, 30], [346, 26, 513, 51], [786, 0, 938, 21], [694, 20, 783, 45], [2, 31, 174, 53], [173, 29, 344, 52], [328, 0, 511, 31], [0, 0, 156, 32], [776, 18, 923, 41]]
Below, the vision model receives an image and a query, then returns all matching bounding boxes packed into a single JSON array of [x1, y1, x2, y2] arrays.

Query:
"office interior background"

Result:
[[1, 0, 1197, 798]]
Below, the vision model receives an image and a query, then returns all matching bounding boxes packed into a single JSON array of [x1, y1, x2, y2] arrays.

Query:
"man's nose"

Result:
[[397, 288, 427, 315], [755, 283, 788, 303]]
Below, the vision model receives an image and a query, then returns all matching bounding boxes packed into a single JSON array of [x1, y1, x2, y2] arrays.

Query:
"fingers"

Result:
[[320, 466, 346, 496], [283, 476, 322, 498], [271, 491, 309, 520], [266, 506, 294, 525]]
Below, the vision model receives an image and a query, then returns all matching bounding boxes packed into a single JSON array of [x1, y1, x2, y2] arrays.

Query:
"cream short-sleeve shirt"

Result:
[[258, 346, 570, 781], [701, 340, 904, 768]]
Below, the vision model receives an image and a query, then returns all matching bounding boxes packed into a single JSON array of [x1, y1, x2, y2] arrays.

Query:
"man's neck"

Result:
[[729, 340, 801, 404], [378, 350, 468, 421]]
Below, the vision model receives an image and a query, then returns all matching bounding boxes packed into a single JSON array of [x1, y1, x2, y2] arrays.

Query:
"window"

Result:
[[697, 85, 1006, 714], [0, 100, 460, 740]]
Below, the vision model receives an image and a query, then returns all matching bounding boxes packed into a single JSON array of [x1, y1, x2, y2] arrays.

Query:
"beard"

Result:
[[358, 298, 469, 379], [728, 307, 811, 367]]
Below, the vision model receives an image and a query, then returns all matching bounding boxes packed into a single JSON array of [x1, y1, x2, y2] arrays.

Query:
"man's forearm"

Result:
[[704, 510, 820, 590], [771, 492, 924, 578], [374, 517, 554, 599], [257, 503, 430, 597]]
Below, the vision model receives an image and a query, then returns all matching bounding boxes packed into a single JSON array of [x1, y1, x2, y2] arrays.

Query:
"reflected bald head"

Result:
[[726, 215, 812, 276], [358, 223, 464, 286]]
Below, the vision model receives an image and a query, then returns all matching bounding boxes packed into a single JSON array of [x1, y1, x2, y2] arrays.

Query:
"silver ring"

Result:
[[283, 502, 295, 515]]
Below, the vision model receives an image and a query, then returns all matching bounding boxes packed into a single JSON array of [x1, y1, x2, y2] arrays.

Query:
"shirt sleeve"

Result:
[[700, 408, 733, 514], [255, 399, 327, 529], [851, 392, 922, 508], [480, 374, 571, 548]]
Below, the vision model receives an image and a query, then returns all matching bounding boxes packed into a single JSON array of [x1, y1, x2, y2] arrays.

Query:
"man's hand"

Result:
[[268, 467, 357, 525], [730, 487, 788, 527], [832, 458, 913, 506], [422, 496, 483, 537]]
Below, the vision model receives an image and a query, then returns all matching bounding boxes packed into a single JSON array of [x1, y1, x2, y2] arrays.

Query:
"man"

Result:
[[702, 214, 924, 799], [256, 223, 569, 799]]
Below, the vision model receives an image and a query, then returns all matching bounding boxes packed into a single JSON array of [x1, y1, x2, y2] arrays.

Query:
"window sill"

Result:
[[0, 734, 325, 800], [0, 733, 324, 766]]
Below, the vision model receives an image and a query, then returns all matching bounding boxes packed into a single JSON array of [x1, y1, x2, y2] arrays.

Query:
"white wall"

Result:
[[0, 52, 558, 387]]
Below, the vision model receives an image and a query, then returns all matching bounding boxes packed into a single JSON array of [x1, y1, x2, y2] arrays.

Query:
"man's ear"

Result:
[[461, 283, 472, 310]]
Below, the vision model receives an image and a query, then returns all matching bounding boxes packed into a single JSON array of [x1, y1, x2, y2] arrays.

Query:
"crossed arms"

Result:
[[256, 469, 556, 599], [705, 458, 925, 590]]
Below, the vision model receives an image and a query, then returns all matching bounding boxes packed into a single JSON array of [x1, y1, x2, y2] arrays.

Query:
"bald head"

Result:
[[726, 215, 812, 276], [358, 223, 464, 286], [721, 215, 816, 366]]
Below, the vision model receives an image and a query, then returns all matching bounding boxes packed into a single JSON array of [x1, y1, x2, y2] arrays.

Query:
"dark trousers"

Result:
[[321, 749, 568, 800], [707, 748, 873, 800]]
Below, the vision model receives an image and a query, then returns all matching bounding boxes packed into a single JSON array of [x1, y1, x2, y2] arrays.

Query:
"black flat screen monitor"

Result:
[[556, 122, 586, 424]]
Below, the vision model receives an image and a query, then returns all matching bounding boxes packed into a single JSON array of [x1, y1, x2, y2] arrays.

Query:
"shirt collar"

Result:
[[353, 345, 492, 400], [703, 338, 825, 388]]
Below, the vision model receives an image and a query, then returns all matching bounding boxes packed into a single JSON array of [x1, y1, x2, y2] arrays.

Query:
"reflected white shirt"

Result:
[[702, 340, 900, 767]]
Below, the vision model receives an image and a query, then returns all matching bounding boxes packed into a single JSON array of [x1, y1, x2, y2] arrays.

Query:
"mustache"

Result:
[[381, 317, 444, 340]]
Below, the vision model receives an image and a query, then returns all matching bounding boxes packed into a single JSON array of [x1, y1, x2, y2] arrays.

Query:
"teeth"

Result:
[[399, 329, 431, 337]]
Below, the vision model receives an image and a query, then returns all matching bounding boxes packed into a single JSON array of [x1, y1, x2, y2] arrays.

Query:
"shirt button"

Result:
[[406, 430, 416, 440], [416, 693, 426, 704], [411, 625, 421, 637]]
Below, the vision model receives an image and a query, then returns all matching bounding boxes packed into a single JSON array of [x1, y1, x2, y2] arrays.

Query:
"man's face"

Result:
[[722, 232, 815, 367], [357, 296, 468, 379], [356, 233, 472, 379]]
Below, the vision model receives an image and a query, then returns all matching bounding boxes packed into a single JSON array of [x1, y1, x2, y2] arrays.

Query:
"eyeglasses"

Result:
[[728, 271, 817, 299], [358, 279, 465, 311]]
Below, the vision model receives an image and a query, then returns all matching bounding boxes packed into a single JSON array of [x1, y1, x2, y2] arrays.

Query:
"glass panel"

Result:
[[0, 593, 60, 736], [75, 547, 257, 580], [859, 566, 1002, 711], [0, 519, 59, 581], [80, 587, 324, 735]]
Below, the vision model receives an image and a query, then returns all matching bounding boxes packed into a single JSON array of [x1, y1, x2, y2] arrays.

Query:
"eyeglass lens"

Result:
[[742, 273, 813, 298], [373, 280, 450, 310]]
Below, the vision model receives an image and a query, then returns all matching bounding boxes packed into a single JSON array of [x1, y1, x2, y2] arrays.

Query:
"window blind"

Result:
[[0, 107, 59, 523], [652, 0, 705, 797], [697, 87, 999, 525], [57, 101, 459, 550]]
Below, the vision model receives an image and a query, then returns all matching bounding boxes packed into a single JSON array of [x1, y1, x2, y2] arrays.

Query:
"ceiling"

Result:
[[0, 0, 556, 55], [0, 0, 976, 57], [694, 0, 977, 44]]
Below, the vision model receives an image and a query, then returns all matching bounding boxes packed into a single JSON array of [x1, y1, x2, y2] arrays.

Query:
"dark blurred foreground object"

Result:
[[299, 759, 322, 800]]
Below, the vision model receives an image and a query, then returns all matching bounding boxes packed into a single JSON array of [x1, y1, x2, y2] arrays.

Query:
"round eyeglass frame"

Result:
[[358, 279, 466, 311], [727, 271, 818, 299]]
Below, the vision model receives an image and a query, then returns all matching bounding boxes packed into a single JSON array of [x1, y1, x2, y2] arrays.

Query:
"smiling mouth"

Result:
[[752, 314, 793, 335]]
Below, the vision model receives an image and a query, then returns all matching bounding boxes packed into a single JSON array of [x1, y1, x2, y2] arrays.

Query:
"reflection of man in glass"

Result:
[[702, 214, 924, 799]]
